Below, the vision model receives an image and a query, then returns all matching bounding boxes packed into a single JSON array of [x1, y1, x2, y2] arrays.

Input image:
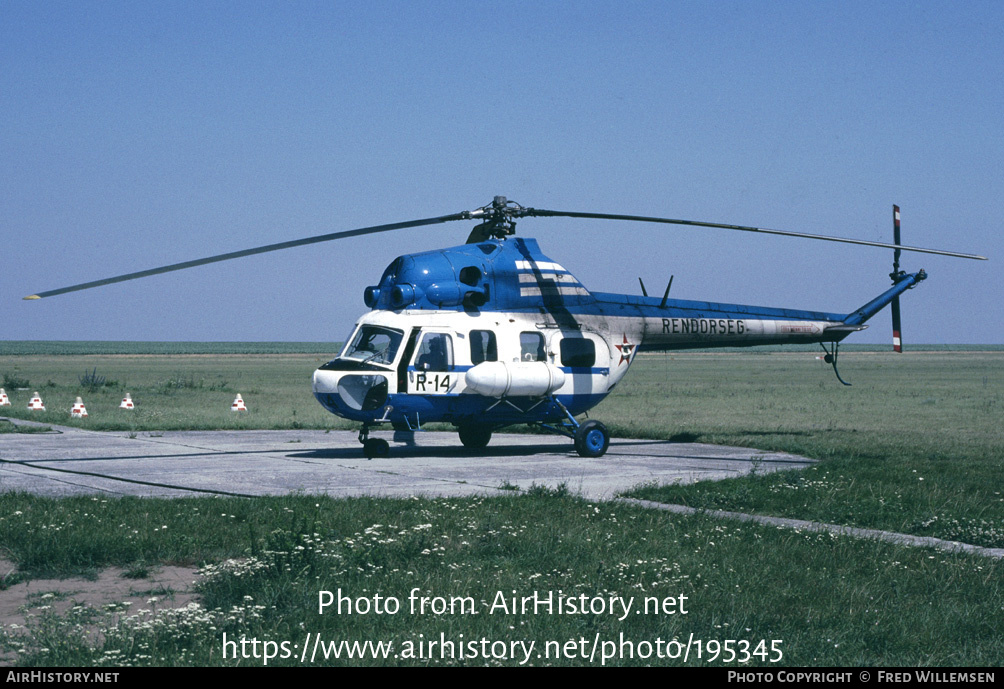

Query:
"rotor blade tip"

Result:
[[23, 294, 41, 300]]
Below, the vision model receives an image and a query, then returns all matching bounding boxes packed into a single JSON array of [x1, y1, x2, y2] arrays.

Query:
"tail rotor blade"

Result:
[[893, 205, 903, 272], [892, 205, 903, 352], [892, 295, 903, 353]]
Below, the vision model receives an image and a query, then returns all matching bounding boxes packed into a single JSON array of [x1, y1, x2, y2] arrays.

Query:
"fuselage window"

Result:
[[414, 332, 454, 371], [559, 337, 596, 368], [470, 330, 498, 365], [520, 331, 546, 362]]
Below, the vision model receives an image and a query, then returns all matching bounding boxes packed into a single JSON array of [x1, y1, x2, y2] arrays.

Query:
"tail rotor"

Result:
[[891, 205, 904, 352]]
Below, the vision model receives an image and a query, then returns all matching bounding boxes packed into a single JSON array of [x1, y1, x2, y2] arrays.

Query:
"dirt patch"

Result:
[[1, 557, 202, 647]]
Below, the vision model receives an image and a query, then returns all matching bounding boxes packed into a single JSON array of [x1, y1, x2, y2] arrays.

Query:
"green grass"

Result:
[[615, 351, 1004, 549], [0, 420, 52, 434], [1, 492, 1001, 666], [1, 350, 1001, 546], [1, 345, 1001, 666], [0, 352, 352, 432]]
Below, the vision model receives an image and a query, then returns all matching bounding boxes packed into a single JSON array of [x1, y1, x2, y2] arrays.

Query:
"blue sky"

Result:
[[3, 1, 1001, 343]]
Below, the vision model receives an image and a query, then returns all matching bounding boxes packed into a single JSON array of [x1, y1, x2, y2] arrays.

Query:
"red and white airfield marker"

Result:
[[0, 388, 10, 406], [71, 396, 88, 418], [231, 394, 247, 412], [120, 393, 135, 410], [27, 392, 45, 411]]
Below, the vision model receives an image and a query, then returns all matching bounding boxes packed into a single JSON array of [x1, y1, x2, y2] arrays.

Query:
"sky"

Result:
[[3, 1, 1002, 344]]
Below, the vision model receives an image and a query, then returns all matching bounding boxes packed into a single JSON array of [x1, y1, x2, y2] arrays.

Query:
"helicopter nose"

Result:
[[313, 369, 389, 412], [312, 369, 341, 395]]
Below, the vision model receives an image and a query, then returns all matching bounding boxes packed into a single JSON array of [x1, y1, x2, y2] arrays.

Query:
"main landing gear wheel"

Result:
[[458, 425, 493, 450], [363, 437, 390, 459], [574, 420, 610, 458]]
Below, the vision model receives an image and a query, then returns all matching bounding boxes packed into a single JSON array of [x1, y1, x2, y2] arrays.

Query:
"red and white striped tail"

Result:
[[891, 205, 904, 353]]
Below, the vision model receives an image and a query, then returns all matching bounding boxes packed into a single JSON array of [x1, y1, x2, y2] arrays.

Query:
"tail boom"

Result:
[[843, 270, 926, 327], [589, 271, 926, 353]]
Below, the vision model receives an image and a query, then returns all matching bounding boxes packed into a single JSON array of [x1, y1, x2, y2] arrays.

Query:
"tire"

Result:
[[363, 437, 390, 459], [458, 425, 492, 450], [574, 420, 610, 458]]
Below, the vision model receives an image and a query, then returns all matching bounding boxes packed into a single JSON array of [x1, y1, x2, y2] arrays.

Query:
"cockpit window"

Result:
[[341, 325, 404, 365]]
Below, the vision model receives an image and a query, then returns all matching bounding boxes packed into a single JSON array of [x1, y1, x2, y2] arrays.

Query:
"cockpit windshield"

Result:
[[340, 325, 404, 366]]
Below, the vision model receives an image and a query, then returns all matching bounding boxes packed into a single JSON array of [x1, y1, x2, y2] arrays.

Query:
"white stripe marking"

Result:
[[517, 272, 580, 284], [515, 260, 567, 271], [520, 286, 590, 297]]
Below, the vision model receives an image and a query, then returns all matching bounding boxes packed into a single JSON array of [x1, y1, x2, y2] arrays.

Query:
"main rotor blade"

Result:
[[522, 209, 988, 261], [24, 211, 471, 300]]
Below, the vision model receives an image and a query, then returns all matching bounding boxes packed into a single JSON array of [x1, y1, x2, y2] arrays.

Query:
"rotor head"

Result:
[[465, 196, 528, 243]]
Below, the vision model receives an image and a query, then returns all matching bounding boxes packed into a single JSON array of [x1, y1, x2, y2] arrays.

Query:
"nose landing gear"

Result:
[[359, 425, 390, 459]]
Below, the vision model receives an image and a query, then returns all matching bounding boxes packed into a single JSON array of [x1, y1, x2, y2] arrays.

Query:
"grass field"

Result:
[[0, 350, 348, 432], [1, 344, 1002, 666]]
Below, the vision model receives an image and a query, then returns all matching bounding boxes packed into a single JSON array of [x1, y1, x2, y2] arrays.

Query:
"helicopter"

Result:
[[25, 196, 986, 458]]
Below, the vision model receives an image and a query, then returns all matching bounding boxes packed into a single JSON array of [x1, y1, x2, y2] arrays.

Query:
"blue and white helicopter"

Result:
[[26, 197, 986, 458]]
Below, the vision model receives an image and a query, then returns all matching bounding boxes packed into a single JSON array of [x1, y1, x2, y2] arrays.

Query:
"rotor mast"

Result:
[[464, 196, 524, 243]]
